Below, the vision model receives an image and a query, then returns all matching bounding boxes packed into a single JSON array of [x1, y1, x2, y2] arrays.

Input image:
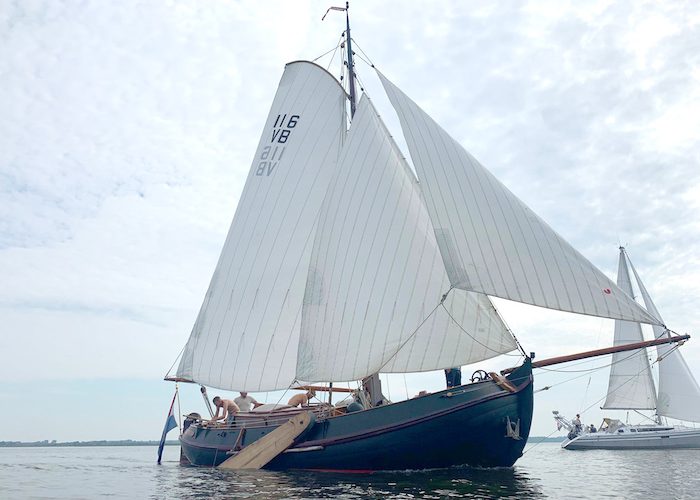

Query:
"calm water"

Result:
[[1, 443, 699, 499]]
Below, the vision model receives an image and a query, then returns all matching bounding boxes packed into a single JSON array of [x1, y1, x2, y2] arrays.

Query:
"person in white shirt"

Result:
[[572, 414, 582, 433], [234, 391, 262, 412]]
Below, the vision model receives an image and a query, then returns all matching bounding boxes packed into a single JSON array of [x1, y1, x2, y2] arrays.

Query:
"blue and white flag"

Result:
[[157, 389, 178, 464]]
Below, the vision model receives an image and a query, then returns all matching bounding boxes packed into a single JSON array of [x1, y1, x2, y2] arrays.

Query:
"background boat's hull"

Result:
[[563, 427, 700, 450], [180, 360, 533, 470]]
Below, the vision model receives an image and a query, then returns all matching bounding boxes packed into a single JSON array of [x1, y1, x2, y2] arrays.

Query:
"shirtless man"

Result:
[[287, 390, 315, 407], [210, 396, 240, 425]]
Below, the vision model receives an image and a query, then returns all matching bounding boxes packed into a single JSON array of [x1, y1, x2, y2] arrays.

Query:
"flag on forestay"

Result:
[[157, 388, 178, 464]]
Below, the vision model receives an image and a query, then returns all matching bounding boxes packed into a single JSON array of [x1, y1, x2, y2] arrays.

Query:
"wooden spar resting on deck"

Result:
[[502, 334, 690, 375], [292, 385, 355, 393], [218, 412, 314, 470]]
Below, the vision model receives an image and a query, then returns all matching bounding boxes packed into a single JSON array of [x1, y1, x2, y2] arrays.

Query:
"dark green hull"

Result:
[[180, 359, 533, 471]]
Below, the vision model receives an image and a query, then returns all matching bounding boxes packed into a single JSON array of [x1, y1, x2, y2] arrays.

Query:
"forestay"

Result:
[[377, 71, 661, 326], [176, 62, 347, 391], [602, 249, 657, 410], [628, 253, 700, 422], [297, 96, 517, 383]]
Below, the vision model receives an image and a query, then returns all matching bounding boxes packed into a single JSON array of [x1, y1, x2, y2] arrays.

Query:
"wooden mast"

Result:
[[345, 1, 357, 118], [501, 334, 690, 374]]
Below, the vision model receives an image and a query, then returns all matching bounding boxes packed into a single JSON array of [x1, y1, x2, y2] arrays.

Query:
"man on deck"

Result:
[[234, 391, 262, 412], [210, 396, 240, 425], [444, 367, 462, 388], [287, 390, 315, 407]]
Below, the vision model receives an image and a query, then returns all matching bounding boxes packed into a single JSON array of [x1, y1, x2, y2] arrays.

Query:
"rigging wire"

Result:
[[577, 342, 682, 418], [439, 301, 522, 357], [374, 298, 445, 373], [175, 383, 182, 433], [533, 346, 655, 392], [536, 348, 645, 373], [579, 376, 592, 415], [312, 34, 344, 66], [349, 39, 376, 67], [164, 344, 186, 379], [522, 428, 562, 455]]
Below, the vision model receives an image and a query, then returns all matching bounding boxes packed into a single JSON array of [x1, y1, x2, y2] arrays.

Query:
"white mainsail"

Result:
[[377, 71, 661, 326], [602, 248, 657, 410], [627, 253, 700, 422], [296, 96, 517, 383], [176, 62, 347, 391]]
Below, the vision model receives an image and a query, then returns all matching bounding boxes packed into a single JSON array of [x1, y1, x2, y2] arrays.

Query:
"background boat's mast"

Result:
[[345, 1, 357, 118]]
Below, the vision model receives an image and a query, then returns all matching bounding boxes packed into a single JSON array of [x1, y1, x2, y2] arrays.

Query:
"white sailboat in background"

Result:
[[556, 247, 700, 450]]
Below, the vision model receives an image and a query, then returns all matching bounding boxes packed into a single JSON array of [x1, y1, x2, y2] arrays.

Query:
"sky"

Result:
[[1, 0, 699, 442]]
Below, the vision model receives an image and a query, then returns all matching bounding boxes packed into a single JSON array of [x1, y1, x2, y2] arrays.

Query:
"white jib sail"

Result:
[[627, 253, 700, 422], [176, 61, 347, 391], [377, 71, 661, 326], [602, 248, 657, 410], [296, 96, 517, 383]]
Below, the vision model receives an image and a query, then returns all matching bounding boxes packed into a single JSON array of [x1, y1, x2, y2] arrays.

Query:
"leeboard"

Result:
[[217, 412, 314, 470]]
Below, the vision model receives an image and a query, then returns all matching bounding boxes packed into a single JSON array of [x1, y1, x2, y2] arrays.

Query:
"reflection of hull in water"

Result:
[[180, 360, 533, 471], [563, 426, 700, 450]]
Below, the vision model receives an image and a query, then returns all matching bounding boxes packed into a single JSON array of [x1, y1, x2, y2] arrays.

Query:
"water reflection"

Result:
[[7, 444, 700, 499], [169, 465, 543, 499]]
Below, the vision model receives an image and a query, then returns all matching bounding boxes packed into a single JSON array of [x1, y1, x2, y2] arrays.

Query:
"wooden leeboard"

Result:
[[217, 412, 314, 470]]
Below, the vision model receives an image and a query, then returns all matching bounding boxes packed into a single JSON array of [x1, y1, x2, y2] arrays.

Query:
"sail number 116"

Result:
[[255, 114, 300, 176]]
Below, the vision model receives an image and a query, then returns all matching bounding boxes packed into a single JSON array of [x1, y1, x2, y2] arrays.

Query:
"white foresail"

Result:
[[627, 253, 700, 422], [377, 71, 661, 326], [296, 96, 517, 383], [176, 61, 347, 391], [602, 248, 657, 410]]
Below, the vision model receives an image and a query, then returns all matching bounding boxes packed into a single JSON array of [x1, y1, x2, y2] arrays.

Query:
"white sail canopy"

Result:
[[176, 61, 347, 391], [602, 248, 657, 410], [627, 253, 700, 422], [377, 71, 661, 327], [296, 96, 517, 383]]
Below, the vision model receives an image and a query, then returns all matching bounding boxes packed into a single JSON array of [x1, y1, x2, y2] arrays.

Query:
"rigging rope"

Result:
[[312, 34, 344, 66], [571, 342, 682, 419], [349, 39, 376, 67], [374, 297, 445, 373], [164, 344, 186, 379], [175, 383, 182, 433], [439, 302, 522, 357]]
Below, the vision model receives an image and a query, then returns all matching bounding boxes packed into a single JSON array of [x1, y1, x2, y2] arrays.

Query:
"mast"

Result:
[[337, 2, 383, 406], [345, 1, 357, 118], [345, 3, 383, 405]]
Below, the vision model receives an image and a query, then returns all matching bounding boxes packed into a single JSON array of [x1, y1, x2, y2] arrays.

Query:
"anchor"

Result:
[[505, 416, 521, 440]]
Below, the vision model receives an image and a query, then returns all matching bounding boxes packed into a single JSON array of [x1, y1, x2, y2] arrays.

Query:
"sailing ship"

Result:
[[165, 5, 690, 470], [555, 247, 700, 450]]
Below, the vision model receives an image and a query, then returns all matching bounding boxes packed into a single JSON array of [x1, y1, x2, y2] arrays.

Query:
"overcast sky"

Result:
[[1, 0, 699, 442]]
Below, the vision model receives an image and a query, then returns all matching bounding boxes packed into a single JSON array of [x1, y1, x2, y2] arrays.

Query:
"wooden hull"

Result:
[[179, 359, 533, 471]]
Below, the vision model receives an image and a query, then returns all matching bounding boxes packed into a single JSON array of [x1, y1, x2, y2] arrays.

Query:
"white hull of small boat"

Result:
[[562, 427, 700, 450]]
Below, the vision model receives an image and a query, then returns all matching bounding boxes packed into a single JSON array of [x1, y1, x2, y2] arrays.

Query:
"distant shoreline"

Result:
[[1, 436, 566, 447], [0, 440, 179, 448]]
